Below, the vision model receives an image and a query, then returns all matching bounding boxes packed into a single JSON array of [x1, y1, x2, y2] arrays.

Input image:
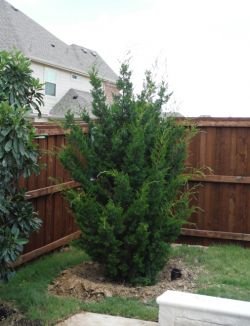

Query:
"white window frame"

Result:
[[44, 67, 57, 96]]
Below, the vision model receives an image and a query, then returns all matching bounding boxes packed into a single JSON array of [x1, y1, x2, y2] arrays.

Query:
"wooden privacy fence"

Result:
[[19, 117, 250, 265], [181, 117, 250, 246], [18, 122, 87, 265]]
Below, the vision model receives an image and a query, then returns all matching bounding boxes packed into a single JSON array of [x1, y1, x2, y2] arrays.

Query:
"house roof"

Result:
[[50, 88, 96, 119], [0, 0, 117, 83]]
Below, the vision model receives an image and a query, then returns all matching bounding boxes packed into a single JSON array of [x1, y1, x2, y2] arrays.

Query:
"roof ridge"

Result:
[[4, 0, 68, 48], [74, 88, 92, 95], [70, 44, 97, 53], [68, 88, 92, 97], [0, 0, 118, 83], [50, 87, 94, 118]]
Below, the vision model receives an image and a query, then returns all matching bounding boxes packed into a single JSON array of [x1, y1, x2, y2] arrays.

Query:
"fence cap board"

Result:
[[34, 122, 89, 135], [177, 117, 250, 127]]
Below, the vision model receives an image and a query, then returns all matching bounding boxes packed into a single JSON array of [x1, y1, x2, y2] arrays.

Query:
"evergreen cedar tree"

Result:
[[60, 64, 197, 285], [0, 51, 43, 281]]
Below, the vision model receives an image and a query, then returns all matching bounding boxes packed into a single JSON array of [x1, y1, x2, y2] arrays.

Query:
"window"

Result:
[[45, 82, 56, 96], [72, 74, 78, 80], [44, 68, 56, 96]]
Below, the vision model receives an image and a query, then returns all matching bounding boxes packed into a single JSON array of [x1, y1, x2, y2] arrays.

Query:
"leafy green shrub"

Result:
[[60, 64, 196, 285], [0, 51, 43, 281], [0, 50, 43, 116]]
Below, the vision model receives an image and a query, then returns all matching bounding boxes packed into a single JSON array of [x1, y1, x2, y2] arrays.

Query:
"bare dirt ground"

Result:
[[49, 256, 202, 303]]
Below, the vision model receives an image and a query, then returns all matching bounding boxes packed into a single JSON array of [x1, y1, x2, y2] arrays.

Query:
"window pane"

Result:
[[44, 68, 56, 83], [45, 82, 56, 96]]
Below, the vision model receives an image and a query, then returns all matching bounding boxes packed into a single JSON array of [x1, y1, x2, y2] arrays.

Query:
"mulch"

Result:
[[49, 256, 203, 303]]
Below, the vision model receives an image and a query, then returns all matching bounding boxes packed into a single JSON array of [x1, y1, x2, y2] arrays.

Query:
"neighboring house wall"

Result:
[[31, 61, 92, 115], [0, 0, 118, 116], [31, 61, 118, 115], [104, 82, 119, 104]]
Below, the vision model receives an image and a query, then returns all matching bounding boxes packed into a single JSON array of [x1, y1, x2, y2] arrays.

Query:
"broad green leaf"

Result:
[[1, 127, 11, 137], [4, 139, 12, 152]]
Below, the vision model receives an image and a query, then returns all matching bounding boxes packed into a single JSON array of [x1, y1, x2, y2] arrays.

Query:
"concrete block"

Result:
[[157, 290, 250, 326], [57, 312, 158, 326]]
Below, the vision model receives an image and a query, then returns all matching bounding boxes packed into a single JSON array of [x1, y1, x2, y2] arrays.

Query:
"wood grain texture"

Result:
[[181, 228, 250, 241], [15, 231, 81, 267], [23, 124, 81, 256], [20, 119, 250, 261], [178, 117, 250, 127], [189, 175, 250, 184], [25, 181, 80, 199], [184, 119, 250, 245]]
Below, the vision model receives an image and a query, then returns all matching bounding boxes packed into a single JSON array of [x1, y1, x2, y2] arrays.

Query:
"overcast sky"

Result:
[[9, 0, 250, 117]]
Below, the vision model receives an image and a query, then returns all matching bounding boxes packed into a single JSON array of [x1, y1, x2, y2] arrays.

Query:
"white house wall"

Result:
[[31, 62, 92, 115]]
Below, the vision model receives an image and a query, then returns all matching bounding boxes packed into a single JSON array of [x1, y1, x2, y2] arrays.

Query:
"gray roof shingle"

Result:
[[0, 0, 117, 83], [50, 88, 95, 118]]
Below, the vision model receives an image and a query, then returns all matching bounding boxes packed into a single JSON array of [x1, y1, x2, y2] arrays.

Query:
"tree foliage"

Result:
[[0, 50, 43, 116], [60, 63, 196, 285], [0, 51, 42, 281]]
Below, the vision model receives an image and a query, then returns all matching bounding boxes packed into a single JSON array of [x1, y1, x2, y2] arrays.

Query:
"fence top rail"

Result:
[[33, 118, 250, 132], [33, 122, 88, 128], [177, 117, 250, 127], [33, 121, 89, 135]]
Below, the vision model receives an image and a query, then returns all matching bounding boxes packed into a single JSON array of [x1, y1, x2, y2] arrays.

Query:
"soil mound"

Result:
[[49, 257, 201, 302]]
